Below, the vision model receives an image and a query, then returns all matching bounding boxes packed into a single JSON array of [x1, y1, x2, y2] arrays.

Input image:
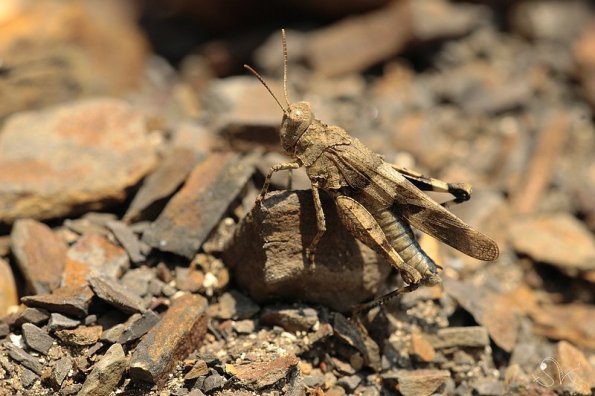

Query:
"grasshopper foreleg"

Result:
[[257, 161, 301, 203]]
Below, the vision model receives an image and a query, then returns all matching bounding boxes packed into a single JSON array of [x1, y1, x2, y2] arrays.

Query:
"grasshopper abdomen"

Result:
[[373, 206, 441, 286]]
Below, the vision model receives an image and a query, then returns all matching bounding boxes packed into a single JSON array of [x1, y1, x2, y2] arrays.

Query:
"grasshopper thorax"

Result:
[[280, 101, 313, 152]]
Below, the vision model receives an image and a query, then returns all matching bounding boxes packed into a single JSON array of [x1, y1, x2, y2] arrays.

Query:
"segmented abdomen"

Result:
[[371, 206, 438, 279]]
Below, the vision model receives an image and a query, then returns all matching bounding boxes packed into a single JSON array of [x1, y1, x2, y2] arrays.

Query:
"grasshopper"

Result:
[[244, 29, 499, 313]]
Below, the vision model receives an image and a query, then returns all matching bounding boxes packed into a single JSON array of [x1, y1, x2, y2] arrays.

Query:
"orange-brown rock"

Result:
[[129, 294, 208, 384], [0, 258, 18, 317], [11, 219, 67, 295], [0, 0, 147, 118], [0, 98, 158, 223]]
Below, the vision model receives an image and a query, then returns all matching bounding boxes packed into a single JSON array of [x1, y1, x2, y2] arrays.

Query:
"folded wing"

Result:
[[326, 142, 499, 261]]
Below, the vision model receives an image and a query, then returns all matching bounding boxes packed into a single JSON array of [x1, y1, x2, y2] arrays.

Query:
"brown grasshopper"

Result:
[[244, 29, 499, 313]]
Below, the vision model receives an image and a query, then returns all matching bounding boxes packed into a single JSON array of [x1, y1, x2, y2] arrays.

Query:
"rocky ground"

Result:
[[1, 1, 595, 395]]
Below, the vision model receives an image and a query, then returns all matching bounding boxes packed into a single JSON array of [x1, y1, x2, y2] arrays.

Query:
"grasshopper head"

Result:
[[280, 101, 313, 151], [244, 30, 314, 154]]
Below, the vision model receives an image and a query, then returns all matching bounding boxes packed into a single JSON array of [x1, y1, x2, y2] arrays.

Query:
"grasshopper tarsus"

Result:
[[448, 182, 472, 202], [351, 283, 420, 319]]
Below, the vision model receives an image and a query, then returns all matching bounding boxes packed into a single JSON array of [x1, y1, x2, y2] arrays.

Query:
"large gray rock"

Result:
[[224, 190, 391, 313]]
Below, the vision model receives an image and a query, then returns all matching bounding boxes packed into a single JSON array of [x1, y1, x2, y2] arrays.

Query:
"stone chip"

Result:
[[10, 219, 67, 295], [21, 285, 95, 318], [143, 152, 256, 258], [89, 276, 145, 314], [129, 294, 208, 384], [21, 323, 54, 355], [78, 343, 127, 396]]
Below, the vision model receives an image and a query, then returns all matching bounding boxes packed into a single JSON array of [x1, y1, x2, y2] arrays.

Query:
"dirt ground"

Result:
[[0, 1, 594, 395]]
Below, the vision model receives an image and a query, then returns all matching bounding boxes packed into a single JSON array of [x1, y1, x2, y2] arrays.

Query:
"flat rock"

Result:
[[554, 341, 595, 395], [225, 354, 300, 390], [121, 267, 155, 297], [576, 21, 595, 111], [332, 313, 381, 371], [129, 293, 208, 384], [508, 213, 595, 272], [101, 313, 140, 344], [63, 212, 115, 237], [14, 308, 50, 327], [20, 367, 38, 388], [106, 220, 145, 264], [260, 305, 319, 332], [223, 190, 391, 312], [426, 327, 489, 349], [64, 233, 130, 287], [89, 276, 145, 314], [512, 0, 590, 42], [78, 343, 127, 396], [49, 356, 72, 389], [5, 342, 43, 375], [21, 285, 94, 318], [48, 313, 80, 331], [410, 0, 487, 41], [201, 372, 226, 393], [208, 77, 282, 152], [10, 219, 67, 295], [184, 359, 209, 380], [175, 267, 205, 293], [143, 152, 256, 258], [410, 332, 436, 362], [0, 258, 18, 317], [470, 378, 506, 396], [55, 325, 102, 347], [0, 98, 157, 223], [21, 323, 54, 355], [0, 0, 147, 118], [117, 310, 160, 344], [531, 303, 595, 349], [124, 147, 201, 221], [0, 323, 9, 338], [337, 374, 361, 392], [304, 2, 412, 76], [444, 279, 521, 352], [215, 290, 260, 320], [390, 369, 450, 396]]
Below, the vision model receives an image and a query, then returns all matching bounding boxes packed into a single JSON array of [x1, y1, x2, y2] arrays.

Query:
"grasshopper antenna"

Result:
[[281, 28, 291, 107], [243, 64, 286, 113]]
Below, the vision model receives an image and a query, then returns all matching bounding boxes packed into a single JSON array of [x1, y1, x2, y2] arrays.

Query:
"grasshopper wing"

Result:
[[327, 142, 499, 261]]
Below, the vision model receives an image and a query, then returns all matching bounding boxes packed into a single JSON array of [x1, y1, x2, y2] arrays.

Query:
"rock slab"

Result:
[[223, 190, 391, 312], [129, 293, 208, 384], [0, 98, 157, 223], [143, 152, 255, 258], [78, 343, 127, 396], [11, 219, 67, 295]]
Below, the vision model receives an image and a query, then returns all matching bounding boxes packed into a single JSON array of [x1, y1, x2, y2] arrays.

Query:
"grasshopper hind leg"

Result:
[[352, 283, 420, 318], [332, 194, 422, 285]]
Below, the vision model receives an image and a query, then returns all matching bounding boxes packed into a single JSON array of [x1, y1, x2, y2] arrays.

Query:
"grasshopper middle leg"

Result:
[[306, 181, 326, 265]]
